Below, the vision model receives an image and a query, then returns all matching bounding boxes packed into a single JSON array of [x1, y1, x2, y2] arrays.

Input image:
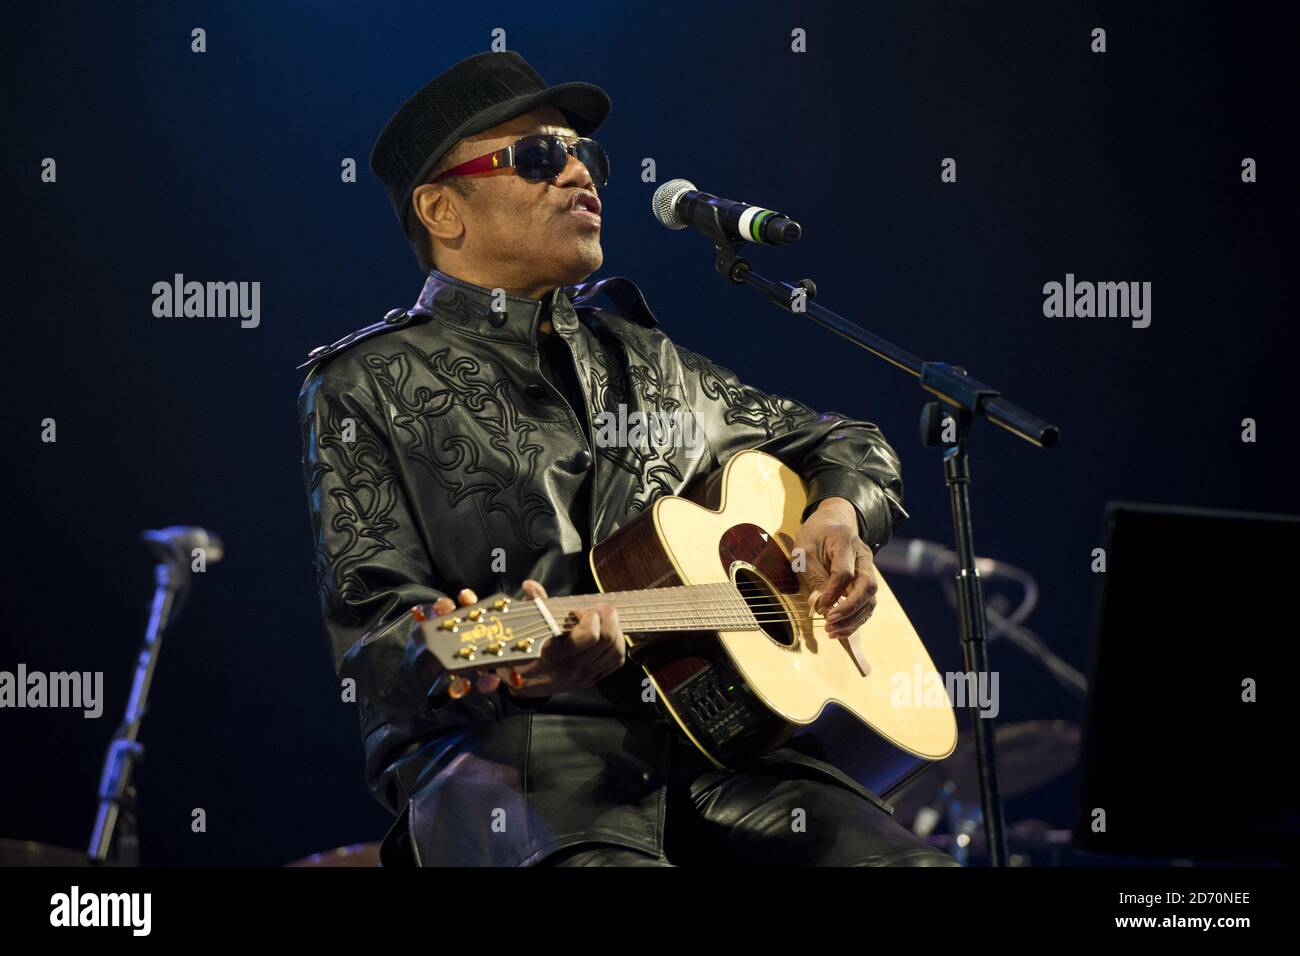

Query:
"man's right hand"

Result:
[[409, 579, 627, 699]]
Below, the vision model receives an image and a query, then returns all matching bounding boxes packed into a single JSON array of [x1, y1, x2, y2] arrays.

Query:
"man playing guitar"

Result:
[[298, 51, 957, 867]]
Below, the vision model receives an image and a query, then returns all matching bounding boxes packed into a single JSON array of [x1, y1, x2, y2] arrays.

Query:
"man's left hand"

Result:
[[791, 496, 879, 641]]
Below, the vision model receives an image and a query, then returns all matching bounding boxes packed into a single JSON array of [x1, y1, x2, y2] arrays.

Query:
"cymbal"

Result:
[[0, 838, 93, 866], [892, 719, 1081, 824], [286, 842, 382, 867]]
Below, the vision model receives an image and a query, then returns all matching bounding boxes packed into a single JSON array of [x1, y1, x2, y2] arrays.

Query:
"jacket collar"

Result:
[[414, 269, 580, 347], [414, 269, 659, 347]]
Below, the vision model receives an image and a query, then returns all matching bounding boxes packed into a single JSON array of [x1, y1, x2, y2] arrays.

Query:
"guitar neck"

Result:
[[542, 583, 759, 634]]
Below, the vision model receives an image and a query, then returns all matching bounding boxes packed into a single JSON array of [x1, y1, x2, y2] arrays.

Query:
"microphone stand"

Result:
[[710, 237, 1058, 867], [88, 541, 195, 865]]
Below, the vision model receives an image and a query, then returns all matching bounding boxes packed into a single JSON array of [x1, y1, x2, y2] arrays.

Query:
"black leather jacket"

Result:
[[297, 269, 907, 865]]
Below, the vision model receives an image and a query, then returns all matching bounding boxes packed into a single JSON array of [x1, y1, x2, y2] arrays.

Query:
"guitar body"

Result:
[[590, 449, 958, 798]]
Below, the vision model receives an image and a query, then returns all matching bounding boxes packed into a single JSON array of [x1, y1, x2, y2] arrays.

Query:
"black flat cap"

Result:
[[370, 51, 611, 229]]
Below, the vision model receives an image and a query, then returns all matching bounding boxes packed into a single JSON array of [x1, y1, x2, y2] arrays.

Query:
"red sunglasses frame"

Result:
[[431, 134, 605, 185]]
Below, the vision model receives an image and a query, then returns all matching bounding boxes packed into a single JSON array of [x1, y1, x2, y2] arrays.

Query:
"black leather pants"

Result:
[[544, 744, 959, 867]]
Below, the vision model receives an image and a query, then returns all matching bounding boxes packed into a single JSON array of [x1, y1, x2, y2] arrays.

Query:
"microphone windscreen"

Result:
[[651, 179, 696, 229]]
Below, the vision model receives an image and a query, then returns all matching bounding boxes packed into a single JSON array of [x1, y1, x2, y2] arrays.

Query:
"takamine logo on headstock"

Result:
[[418, 594, 550, 673]]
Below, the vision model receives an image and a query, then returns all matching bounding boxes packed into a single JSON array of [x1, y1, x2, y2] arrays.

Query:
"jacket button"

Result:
[[384, 308, 407, 324], [569, 449, 593, 473], [640, 769, 660, 787], [524, 383, 550, 400], [486, 304, 508, 328]]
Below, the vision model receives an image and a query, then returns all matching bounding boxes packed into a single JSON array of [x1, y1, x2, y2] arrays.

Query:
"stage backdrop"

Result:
[[4, 0, 1294, 863]]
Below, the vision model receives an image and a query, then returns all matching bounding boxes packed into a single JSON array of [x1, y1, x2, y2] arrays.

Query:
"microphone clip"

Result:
[[713, 237, 751, 284]]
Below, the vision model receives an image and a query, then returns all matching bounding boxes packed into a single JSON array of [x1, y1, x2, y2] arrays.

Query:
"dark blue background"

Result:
[[4, 1, 1295, 864]]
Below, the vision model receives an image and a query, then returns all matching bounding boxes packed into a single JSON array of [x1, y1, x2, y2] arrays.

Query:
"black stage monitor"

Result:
[[1074, 502, 1300, 863]]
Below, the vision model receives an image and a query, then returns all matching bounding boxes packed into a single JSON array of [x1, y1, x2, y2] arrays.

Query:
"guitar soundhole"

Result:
[[732, 567, 796, 648]]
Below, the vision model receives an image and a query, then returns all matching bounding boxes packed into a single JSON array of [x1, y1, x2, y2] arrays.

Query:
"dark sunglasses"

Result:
[[431, 133, 609, 188]]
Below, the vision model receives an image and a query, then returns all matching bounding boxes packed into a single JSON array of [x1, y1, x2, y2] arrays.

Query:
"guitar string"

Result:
[[446, 584, 827, 618], [451, 585, 843, 625], [539, 596, 833, 617], [444, 613, 862, 663], [478, 600, 855, 646], [460, 616, 856, 661], [542, 594, 821, 616], [543, 582, 826, 610], [502, 609, 762, 642], [451, 605, 831, 644], [432, 583, 862, 654]]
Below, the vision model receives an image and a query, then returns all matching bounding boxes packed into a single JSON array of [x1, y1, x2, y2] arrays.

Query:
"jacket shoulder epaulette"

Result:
[[297, 307, 432, 372], [565, 276, 658, 328]]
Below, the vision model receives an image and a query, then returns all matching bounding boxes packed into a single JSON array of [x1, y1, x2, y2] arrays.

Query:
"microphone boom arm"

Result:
[[712, 239, 1058, 447]]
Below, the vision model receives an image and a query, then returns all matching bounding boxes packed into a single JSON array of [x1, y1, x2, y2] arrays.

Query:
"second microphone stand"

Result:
[[88, 537, 199, 865]]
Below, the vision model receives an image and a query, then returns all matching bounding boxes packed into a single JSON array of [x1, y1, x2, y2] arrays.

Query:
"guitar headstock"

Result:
[[419, 593, 554, 673]]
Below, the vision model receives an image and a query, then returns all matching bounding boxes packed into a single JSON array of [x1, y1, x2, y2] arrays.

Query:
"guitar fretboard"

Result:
[[543, 582, 760, 633]]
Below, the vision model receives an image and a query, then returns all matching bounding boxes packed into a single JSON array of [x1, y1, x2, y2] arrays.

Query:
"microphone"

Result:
[[651, 179, 802, 245], [142, 526, 225, 565], [874, 537, 997, 578]]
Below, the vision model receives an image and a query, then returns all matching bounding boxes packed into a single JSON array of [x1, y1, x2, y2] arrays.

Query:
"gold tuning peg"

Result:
[[493, 598, 511, 611], [467, 608, 484, 621]]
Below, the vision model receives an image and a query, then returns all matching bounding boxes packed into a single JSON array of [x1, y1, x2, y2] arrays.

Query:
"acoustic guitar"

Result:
[[420, 449, 957, 798]]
